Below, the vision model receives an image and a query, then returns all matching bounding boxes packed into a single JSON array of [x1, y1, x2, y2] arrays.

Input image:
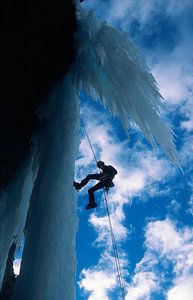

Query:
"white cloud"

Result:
[[152, 62, 188, 105], [167, 275, 193, 300], [181, 119, 193, 132], [125, 271, 158, 300], [90, 209, 127, 245], [122, 219, 193, 300], [145, 219, 182, 254], [145, 219, 193, 275], [151, 36, 193, 106], [78, 252, 123, 300], [79, 268, 116, 300]]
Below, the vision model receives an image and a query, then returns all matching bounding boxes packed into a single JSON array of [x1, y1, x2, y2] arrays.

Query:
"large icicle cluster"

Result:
[[74, 8, 179, 164]]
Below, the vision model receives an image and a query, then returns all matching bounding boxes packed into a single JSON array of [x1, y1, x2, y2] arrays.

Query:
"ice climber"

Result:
[[73, 161, 117, 209]]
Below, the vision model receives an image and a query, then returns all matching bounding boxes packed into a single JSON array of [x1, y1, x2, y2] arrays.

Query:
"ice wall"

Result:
[[12, 76, 79, 300]]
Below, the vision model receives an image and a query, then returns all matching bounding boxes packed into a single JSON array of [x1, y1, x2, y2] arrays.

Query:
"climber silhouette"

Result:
[[74, 161, 117, 209]]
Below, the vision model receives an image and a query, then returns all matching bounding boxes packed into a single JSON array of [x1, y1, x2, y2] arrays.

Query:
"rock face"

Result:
[[0, 0, 77, 188]]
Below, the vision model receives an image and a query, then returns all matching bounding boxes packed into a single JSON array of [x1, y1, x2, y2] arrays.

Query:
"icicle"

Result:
[[0, 156, 38, 289]]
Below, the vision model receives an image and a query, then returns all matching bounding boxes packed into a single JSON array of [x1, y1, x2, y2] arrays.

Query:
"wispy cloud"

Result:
[[78, 252, 126, 300], [125, 218, 193, 299], [84, 0, 193, 30], [152, 37, 193, 106], [125, 271, 158, 300]]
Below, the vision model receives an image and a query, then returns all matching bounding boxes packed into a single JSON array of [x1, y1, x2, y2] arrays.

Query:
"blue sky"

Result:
[[75, 1, 193, 300]]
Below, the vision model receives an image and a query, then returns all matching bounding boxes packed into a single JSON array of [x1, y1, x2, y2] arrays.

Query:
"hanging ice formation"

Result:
[[0, 3, 179, 300], [74, 7, 179, 165]]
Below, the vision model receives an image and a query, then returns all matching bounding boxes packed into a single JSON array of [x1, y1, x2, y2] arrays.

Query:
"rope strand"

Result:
[[81, 117, 125, 300], [103, 190, 125, 300], [80, 118, 98, 163]]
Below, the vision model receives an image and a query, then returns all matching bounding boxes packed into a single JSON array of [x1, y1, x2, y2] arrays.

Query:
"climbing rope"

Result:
[[80, 117, 126, 300], [80, 118, 98, 163], [103, 190, 125, 300]]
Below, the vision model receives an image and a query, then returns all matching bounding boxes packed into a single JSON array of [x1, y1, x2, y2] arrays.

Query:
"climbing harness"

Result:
[[80, 117, 126, 300]]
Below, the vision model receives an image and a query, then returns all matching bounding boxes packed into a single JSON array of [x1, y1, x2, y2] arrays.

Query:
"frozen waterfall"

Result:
[[0, 3, 179, 300]]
